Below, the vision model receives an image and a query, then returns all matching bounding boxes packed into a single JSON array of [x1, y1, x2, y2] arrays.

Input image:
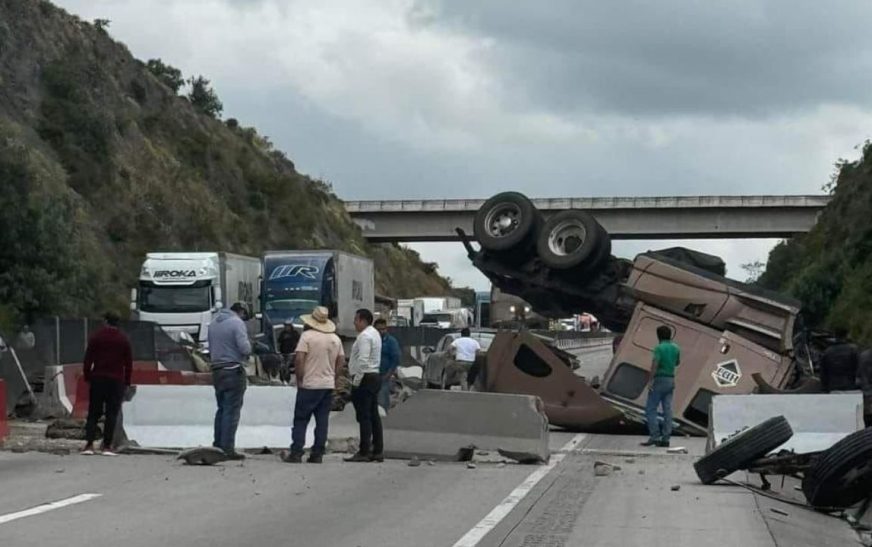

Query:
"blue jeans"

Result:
[[645, 376, 675, 441], [213, 367, 247, 452], [291, 388, 333, 455], [378, 375, 392, 411]]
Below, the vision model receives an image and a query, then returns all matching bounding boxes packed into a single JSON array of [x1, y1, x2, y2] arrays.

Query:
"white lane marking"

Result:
[[452, 434, 586, 547], [0, 494, 102, 525]]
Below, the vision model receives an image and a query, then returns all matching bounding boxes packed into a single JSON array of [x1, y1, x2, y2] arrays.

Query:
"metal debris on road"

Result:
[[667, 447, 688, 454]]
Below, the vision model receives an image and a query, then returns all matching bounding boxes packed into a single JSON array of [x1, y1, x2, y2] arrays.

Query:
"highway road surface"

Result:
[[0, 434, 858, 547]]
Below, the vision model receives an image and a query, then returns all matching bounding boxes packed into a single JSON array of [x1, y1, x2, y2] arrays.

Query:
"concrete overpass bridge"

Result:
[[344, 195, 831, 242]]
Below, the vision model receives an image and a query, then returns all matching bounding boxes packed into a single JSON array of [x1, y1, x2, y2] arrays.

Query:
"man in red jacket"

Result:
[[81, 312, 133, 456]]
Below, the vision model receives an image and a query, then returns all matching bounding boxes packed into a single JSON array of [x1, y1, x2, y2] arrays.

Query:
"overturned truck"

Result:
[[460, 192, 808, 435]]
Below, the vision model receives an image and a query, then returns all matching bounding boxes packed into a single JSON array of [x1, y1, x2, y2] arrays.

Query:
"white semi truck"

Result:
[[130, 252, 261, 351]]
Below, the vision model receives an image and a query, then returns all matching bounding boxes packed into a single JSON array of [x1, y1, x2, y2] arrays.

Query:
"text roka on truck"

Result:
[[130, 252, 261, 351]]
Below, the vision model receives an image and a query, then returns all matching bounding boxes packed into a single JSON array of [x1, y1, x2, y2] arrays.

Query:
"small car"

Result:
[[422, 331, 496, 389]]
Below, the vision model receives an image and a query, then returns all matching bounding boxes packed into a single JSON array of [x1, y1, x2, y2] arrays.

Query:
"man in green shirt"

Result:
[[641, 326, 681, 448]]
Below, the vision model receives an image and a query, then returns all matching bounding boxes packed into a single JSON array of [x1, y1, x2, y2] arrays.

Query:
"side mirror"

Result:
[[0, 336, 7, 353]]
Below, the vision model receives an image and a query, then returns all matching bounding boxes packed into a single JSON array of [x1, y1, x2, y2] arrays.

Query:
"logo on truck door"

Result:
[[712, 359, 741, 388], [269, 265, 320, 281]]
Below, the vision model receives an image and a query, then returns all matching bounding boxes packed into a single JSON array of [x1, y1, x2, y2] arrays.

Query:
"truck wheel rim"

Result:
[[484, 203, 522, 239], [547, 219, 587, 256]]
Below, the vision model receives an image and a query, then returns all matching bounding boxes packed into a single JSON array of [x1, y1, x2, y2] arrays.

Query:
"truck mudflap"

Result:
[[480, 331, 634, 432]]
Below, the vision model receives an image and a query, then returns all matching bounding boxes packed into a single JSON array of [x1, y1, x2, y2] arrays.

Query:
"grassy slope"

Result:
[[0, 0, 456, 327]]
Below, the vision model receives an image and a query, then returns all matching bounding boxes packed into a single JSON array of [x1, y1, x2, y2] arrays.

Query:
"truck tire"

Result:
[[474, 192, 541, 254], [693, 416, 793, 485], [802, 428, 872, 508], [536, 210, 603, 271]]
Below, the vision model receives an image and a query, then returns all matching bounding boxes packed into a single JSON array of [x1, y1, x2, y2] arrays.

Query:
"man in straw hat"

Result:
[[282, 306, 344, 463]]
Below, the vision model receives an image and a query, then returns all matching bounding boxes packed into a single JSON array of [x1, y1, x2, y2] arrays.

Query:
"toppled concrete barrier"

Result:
[[709, 393, 863, 454], [382, 390, 550, 463]]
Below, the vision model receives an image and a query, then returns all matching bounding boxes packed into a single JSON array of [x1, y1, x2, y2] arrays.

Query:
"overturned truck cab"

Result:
[[463, 192, 805, 434]]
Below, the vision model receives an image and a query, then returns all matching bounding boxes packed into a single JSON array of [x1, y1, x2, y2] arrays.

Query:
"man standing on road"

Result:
[[446, 328, 481, 391], [641, 326, 680, 448], [278, 319, 301, 384], [208, 302, 251, 460], [345, 309, 383, 463], [374, 318, 401, 412], [282, 307, 344, 464], [82, 312, 132, 456], [820, 327, 859, 393]]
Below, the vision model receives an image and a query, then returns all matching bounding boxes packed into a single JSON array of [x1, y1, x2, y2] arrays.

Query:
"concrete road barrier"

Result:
[[383, 390, 550, 462], [124, 385, 314, 449], [709, 393, 864, 454], [0, 380, 9, 441]]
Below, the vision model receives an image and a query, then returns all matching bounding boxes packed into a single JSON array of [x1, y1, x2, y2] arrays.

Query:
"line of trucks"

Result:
[[129, 251, 471, 351]]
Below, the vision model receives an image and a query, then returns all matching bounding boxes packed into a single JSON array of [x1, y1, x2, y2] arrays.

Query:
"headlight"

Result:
[[524, 306, 531, 313], [509, 305, 516, 313]]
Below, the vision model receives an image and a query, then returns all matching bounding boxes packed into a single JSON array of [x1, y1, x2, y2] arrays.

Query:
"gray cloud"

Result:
[[53, 0, 872, 290], [429, 0, 872, 117]]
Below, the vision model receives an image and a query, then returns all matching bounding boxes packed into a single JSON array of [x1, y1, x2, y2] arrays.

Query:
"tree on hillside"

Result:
[[187, 76, 223, 118], [146, 58, 184, 93]]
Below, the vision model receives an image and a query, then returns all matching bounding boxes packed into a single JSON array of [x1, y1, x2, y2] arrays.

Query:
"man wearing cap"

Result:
[[282, 307, 344, 463], [345, 309, 383, 462], [208, 302, 252, 460], [277, 319, 301, 384]]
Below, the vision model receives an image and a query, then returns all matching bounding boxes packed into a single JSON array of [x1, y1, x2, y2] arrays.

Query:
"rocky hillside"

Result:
[[760, 140, 872, 344], [0, 0, 458, 328]]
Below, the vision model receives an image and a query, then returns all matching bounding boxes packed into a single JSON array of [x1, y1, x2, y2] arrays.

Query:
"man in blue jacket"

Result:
[[374, 318, 401, 412], [208, 302, 252, 460]]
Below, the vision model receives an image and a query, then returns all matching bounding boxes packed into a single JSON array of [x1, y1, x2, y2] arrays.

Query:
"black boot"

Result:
[[307, 453, 323, 464], [344, 452, 372, 462], [282, 450, 303, 463]]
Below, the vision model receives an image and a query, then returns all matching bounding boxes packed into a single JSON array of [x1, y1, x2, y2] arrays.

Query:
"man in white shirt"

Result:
[[282, 306, 344, 464], [345, 308, 383, 462], [446, 328, 481, 391]]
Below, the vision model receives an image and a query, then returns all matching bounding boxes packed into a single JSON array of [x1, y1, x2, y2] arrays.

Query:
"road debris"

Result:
[[178, 447, 227, 466], [667, 447, 688, 454], [594, 461, 614, 477], [408, 457, 421, 467], [770, 508, 789, 517], [670, 485, 681, 491], [467, 462, 477, 469]]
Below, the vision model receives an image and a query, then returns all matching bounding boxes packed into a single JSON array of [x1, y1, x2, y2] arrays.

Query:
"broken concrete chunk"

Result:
[[594, 462, 614, 477], [667, 447, 688, 454], [407, 457, 421, 467], [671, 485, 681, 491], [178, 447, 227, 466], [498, 448, 546, 464], [467, 462, 477, 469]]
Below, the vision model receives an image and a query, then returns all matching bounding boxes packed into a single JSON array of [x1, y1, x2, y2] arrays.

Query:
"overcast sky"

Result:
[[56, 0, 872, 289]]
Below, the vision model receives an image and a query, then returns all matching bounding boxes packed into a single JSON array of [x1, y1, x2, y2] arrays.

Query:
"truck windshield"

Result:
[[139, 283, 211, 313]]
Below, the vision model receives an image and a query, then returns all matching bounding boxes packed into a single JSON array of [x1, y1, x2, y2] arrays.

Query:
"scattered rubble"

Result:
[[594, 462, 614, 477], [178, 447, 227, 466]]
